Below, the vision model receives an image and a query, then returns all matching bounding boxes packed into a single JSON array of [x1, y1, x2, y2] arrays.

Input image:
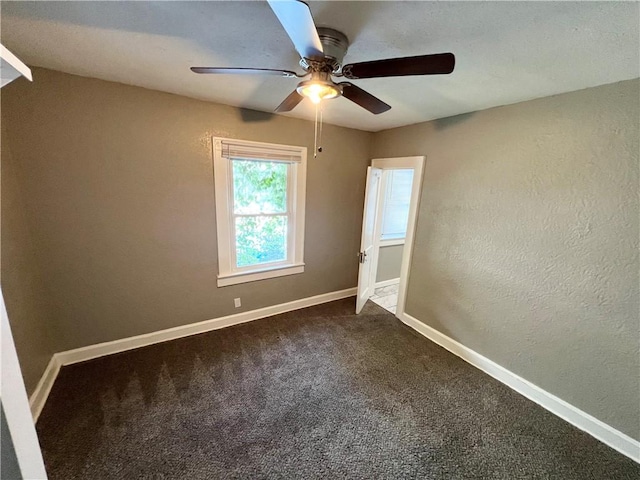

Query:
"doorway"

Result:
[[356, 157, 425, 315]]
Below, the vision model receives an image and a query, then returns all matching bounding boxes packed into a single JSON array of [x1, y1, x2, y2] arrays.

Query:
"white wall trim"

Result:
[[57, 288, 356, 367], [374, 278, 400, 289], [1, 290, 48, 477], [1, 43, 33, 87], [379, 238, 405, 247], [29, 355, 61, 423], [27, 287, 640, 464], [29, 288, 356, 420], [398, 311, 640, 464], [217, 264, 304, 287]]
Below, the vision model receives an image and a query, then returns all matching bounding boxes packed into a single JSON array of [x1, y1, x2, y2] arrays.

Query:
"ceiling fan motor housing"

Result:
[[299, 27, 349, 73]]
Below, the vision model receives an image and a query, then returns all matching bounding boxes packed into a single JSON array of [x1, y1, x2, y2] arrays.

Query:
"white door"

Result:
[[1, 290, 48, 479], [356, 167, 382, 313]]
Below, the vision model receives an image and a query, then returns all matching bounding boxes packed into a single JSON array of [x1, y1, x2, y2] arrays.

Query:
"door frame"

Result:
[[369, 156, 425, 317], [1, 289, 48, 479]]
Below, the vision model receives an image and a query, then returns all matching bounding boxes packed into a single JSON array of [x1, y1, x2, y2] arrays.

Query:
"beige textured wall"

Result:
[[1, 69, 372, 390], [1, 122, 57, 393], [376, 244, 403, 283], [373, 79, 640, 440]]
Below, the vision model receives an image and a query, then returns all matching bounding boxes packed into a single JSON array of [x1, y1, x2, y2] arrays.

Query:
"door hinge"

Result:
[[358, 251, 367, 264]]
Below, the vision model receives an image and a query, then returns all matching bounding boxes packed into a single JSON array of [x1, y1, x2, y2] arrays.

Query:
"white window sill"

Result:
[[217, 263, 305, 287], [380, 238, 405, 247]]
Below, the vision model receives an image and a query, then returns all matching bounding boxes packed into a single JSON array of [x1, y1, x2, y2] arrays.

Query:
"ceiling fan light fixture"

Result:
[[296, 79, 341, 104]]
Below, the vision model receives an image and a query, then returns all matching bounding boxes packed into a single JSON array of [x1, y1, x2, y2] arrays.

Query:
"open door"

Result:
[[356, 167, 382, 313], [1, 290, 47, 479]]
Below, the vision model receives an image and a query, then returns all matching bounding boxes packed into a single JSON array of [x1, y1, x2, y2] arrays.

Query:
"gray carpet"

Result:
[[36, 298, 639, 479]]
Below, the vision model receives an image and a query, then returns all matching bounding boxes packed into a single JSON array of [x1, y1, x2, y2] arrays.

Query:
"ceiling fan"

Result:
[[191, 0, 455, 115]]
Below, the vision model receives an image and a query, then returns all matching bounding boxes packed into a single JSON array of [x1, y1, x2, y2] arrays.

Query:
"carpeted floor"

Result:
[[37, 298, 639, 479]]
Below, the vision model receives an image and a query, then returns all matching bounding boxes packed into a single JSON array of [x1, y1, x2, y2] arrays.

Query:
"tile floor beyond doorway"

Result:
[[370, 281, 399, 314]]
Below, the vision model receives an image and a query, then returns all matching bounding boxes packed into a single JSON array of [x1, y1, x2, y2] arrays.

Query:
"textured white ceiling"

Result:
[[1, 1, 638, 132]]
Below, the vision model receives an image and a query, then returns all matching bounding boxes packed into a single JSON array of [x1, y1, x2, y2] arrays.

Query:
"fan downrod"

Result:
[[299, 27, 349, 73]]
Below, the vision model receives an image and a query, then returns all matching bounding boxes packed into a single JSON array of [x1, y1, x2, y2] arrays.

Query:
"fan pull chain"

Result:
[[313, 102, 324, 158], [318, 105, 324, 154], [314, 103, 319, 158]]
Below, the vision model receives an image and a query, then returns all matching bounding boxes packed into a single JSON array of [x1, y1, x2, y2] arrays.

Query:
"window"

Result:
[[213, 137, 306, 286], [380, 169, 414, 241]]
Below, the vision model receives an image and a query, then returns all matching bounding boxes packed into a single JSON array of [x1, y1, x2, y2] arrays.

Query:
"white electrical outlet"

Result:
[[234, 298, 241, 308]]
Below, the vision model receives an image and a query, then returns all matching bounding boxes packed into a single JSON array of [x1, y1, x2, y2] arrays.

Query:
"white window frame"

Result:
[[213, 137, 306, 287]]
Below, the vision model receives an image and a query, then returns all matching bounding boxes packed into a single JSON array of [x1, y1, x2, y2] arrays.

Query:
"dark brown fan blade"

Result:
[[267, 0, 324, 60], [342, 53, 455, 79], [275, 90, 304, 112], [191, 67, 302, 78], [339, 82, 391, 114]]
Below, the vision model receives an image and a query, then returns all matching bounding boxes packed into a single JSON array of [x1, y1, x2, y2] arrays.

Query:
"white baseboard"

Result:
[[56, 288, 356, 366], [374, 278, 400, 289], [398, 311, 640, 464], [29, 355, 61, 422], [30, 289, 638, 464], [29, 288, 356, 420]]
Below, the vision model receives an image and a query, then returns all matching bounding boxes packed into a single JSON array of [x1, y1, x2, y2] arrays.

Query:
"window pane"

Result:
[[381, 169, 414, 240], [235, 215, 287, 267], [232, 160, 287, 214]]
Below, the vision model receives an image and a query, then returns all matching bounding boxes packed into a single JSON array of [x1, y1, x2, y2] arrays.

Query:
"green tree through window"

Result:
[[232, 160, 288, 267]]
